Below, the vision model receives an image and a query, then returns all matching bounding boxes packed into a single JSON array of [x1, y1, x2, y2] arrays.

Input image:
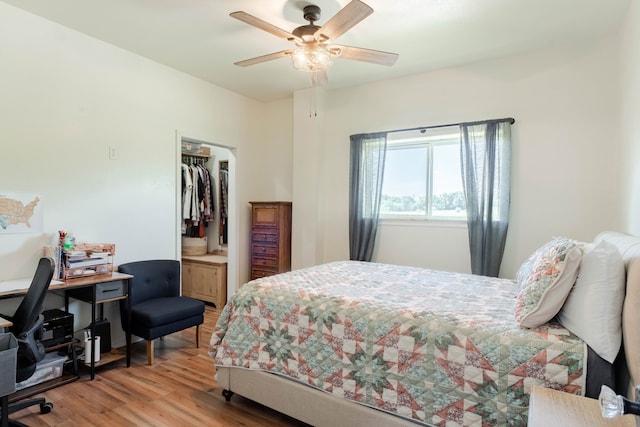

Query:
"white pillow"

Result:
[[557, 240, 625, 363], [515, 237, 582, 328]]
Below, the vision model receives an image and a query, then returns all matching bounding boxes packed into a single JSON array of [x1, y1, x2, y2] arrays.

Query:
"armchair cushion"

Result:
[[132, 297, 204, 328]]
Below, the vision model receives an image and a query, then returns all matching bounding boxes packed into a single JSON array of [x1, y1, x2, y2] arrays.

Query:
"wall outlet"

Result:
[[109, 145, 118, 160]]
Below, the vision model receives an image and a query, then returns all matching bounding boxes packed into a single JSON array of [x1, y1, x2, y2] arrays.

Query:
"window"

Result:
[[380, 126, 466, 220]]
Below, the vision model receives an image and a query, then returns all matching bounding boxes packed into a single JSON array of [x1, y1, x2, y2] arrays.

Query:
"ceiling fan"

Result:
[[230, 0, 399, 86]]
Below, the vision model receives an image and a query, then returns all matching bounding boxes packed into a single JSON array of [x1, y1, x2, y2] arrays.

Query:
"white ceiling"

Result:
[[2, 0, 631, 102]]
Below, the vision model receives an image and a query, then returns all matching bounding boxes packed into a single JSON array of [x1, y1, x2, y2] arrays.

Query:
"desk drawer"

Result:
[[67, 281, 126, 302]]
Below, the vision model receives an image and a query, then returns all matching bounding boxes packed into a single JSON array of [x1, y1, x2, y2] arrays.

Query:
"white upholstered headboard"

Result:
[[595, 231, 640, 396]]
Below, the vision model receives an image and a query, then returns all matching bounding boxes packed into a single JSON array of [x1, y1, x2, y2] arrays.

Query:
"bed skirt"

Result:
[[216, 366, 427, 427]]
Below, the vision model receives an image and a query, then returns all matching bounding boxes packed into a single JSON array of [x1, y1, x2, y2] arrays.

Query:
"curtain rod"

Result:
[[390, 117, 515, 134]]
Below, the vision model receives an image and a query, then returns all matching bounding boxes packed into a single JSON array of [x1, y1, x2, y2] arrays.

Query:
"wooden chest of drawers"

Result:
[[250, 201, 292, 280]]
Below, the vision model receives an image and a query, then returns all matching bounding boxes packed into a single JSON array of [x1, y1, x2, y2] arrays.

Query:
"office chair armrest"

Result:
[[16, 314, 46, 364]]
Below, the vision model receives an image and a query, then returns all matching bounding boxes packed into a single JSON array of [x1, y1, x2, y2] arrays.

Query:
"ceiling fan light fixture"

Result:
[[291, 44, 331, 72], [231, 1, 399, 84]]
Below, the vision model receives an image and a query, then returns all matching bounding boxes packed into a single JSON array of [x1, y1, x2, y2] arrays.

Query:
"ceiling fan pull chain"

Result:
[[309, 86, 318, 118]]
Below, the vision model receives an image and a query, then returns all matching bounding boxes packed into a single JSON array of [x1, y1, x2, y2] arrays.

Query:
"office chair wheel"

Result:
[[40, 402, 53, 414]]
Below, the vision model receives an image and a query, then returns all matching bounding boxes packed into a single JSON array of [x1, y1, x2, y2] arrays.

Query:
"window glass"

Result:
[[380, 145, 427, 216], [380, 127, 466, 220], [432, 143, 466, 218]]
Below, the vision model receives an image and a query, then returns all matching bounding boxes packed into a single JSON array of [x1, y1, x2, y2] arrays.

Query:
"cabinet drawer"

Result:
[[252, 205, 280, 227], [253, 232, 279, 243], [251, 268, 277, 280], [252, 257, 277, 268], [252, 226, 278, 234], [252, 244, 279, 257]]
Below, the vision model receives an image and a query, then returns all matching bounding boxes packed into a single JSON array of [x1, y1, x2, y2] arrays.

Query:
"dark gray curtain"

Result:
[[460, 120, 512, 277], [349, 132, 387, 261]]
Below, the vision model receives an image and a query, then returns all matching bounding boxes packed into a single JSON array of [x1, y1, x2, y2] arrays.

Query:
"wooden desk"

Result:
[[0, 272, 131, 299], [0, 273, 132, 391], [528, 386, 636, 427], [0, 317, 11, 329], [62, 272, 133, 380]]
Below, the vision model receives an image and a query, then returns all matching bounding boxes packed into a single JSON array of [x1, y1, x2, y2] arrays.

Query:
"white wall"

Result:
[[1, 0, 632, 350], [0, 3, 293, 346], [291, 88, 327, 269], [292, 36, 622, 278], [620, 0, 640, 234]]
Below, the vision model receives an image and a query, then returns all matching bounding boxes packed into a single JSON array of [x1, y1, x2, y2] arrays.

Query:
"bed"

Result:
[[209, 231, 640, 426]]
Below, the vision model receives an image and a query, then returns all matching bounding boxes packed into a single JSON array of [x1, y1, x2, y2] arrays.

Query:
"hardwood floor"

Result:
[[11, 305, 308, 427]]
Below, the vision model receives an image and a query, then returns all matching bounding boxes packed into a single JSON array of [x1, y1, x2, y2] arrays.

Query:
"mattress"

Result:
[[209, 261, 591, 426]]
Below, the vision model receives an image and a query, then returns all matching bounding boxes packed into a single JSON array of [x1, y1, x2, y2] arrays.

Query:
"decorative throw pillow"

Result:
[[557, 240, 625, 363], [515, 237, 582, 328]]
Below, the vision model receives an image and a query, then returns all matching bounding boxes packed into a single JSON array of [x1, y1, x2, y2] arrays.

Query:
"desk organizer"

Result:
[[0, 333, 17, 396], [62, 243, 115, 280]]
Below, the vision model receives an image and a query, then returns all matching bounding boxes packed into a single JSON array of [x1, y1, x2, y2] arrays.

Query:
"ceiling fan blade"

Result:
[[234, 50, 292, 67], [310, 70, 329, 87], [315, 0, 373, 42], [332, 45, 399, 66], [230, 11, 302, 43]]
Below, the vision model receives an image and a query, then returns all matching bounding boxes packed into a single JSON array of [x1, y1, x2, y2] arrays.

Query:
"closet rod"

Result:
[[182, 155, 209, 166], [182, 153, 210, 159]]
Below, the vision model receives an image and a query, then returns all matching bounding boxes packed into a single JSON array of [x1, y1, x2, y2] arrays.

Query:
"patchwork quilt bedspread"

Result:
[[209, 261, 586, 426]]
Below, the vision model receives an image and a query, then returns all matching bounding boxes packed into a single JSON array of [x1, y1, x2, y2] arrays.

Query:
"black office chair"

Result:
[[0, 257, 55, 426], [118, 260, 205, 365]]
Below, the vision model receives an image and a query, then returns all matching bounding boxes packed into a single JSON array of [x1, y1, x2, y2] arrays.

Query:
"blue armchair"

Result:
[[118, 260, 205, 365]]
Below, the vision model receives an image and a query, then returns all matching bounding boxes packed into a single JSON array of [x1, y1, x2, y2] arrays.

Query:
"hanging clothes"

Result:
[[181, 157, 215, 237], [181, 163, 193, 234], [190, 164, 201, 222], [219, 165, 228, 244], [201, 165, 214, 222]]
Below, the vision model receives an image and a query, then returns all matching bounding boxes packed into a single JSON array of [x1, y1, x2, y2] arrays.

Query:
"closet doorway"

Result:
[[175, 133, 238, 304]]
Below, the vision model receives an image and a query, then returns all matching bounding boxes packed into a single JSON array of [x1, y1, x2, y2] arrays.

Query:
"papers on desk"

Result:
[[0, 278, 64, 294]]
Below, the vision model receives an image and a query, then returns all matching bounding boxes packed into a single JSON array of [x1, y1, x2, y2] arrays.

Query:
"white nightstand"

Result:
[[528, 386, 636, 427]]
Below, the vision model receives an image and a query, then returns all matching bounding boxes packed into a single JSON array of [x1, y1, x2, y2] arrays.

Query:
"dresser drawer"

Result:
[[252, 244, 279, 257], [252, 257, 277, 268], [251, 268, 278, 279], [253, 231, 279, 243], [252, 205, 281, 227]]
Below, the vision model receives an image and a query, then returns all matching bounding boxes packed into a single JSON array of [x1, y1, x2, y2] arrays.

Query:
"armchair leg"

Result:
[[147, 340, 154, 365], [196, 324, 201, 348]]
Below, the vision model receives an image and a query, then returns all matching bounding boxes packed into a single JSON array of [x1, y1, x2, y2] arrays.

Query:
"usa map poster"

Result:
[[0, 192, 43, 234]]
